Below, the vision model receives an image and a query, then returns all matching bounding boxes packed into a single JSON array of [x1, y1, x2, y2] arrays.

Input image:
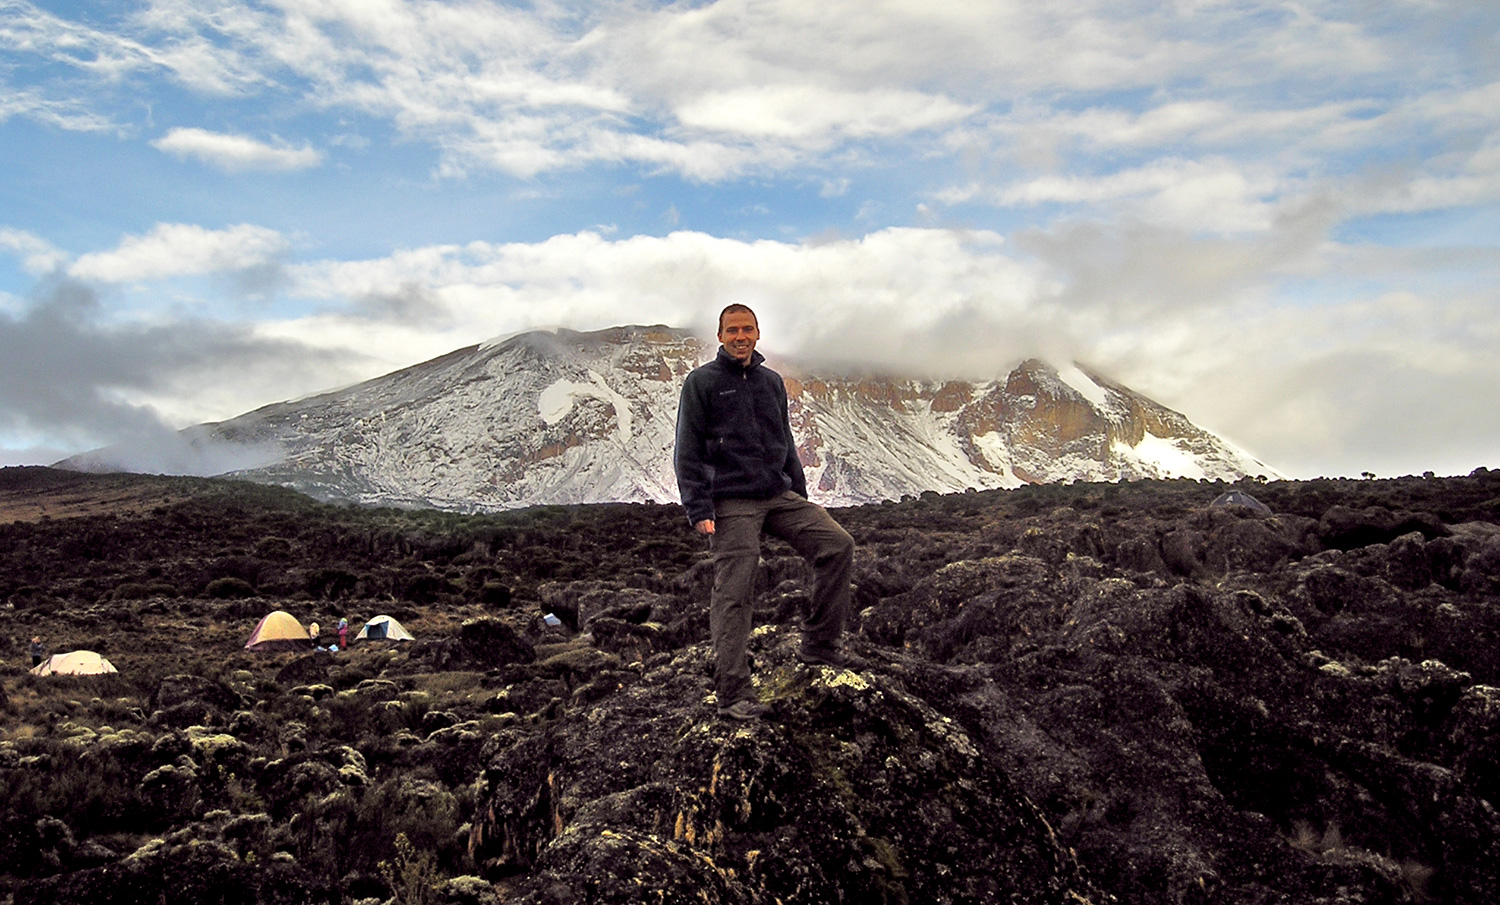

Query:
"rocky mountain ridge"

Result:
[[62, 325, 1277, 511]]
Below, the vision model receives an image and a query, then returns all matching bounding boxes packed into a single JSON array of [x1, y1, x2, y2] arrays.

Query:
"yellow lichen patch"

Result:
[[926, 717, 979, 759], [821, 670, 871, 691], [54, 720, 97, 746]]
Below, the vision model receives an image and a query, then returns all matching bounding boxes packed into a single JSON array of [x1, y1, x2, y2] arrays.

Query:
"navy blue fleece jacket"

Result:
[[674, 346, 808, 525]]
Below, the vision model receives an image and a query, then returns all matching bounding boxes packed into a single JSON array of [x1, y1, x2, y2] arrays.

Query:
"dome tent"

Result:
[[355, 614, 415, 642], [1210, 490, 1272, 514], [31, 650, 117, 676], [245, 610, 312, 652]]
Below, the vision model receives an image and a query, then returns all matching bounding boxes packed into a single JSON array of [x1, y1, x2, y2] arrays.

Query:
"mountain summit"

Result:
[[63, 325, 1277, 510]]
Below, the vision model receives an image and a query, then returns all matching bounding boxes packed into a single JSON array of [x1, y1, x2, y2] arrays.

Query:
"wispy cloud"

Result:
[[3, 0, 1494, 189], [0, 229, 67, 275], [0, 88, 116, 132], [152, 128, 323, 171], [69, 223, 290, 284]]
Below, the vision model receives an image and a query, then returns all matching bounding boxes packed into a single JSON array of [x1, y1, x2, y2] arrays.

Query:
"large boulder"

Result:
[[149, 675, 245, 728], [471, 629, 1102, 905]]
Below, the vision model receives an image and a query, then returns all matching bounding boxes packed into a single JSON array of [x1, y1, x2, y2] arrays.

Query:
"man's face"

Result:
[[718, 310, 760, 363]]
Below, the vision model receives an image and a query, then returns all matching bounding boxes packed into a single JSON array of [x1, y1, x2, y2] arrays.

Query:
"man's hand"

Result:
[[694, 519, 716, 535]]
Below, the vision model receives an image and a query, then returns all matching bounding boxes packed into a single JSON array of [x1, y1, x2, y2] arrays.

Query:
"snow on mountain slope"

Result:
[[60, 325, 1280, 511]]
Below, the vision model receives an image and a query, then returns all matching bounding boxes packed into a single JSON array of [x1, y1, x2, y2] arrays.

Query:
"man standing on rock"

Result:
[[674, 303, 856, 720]]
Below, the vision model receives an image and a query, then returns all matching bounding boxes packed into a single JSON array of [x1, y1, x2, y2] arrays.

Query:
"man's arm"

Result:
[[674, 373, 718, 527], [779, 376, 808, 498]]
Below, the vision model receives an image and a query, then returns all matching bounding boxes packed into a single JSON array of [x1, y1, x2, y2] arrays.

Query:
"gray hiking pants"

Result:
[[709, 491, 854, 704]]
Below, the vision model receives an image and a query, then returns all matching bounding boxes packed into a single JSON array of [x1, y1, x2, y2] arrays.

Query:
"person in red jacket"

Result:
[[674, 304, 855, 721]]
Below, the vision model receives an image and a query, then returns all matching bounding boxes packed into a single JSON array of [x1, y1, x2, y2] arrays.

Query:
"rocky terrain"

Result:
[[2, 465, 1499, 904], [60, 326, 1277, 511]]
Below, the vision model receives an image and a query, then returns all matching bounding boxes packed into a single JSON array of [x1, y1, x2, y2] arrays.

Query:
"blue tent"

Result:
[[355, 614, 415, 641]]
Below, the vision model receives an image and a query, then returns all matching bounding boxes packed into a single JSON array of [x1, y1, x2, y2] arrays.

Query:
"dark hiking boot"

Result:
[[717, 699, 771, 720], [796, 643, 854, 668]]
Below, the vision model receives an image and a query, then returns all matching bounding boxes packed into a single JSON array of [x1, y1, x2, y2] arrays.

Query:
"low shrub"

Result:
[[205, 577, 256, 599]]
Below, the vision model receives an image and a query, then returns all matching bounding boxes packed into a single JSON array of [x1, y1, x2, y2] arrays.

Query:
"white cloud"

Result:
[[281, 227, 1042, 380], [233, 223, 1488, 480], [0, 88, 115, 132], [70, 223, 290, 283], [1010, 99, 1376, 155], [1351, 135, 1500, 215], [152, 127, 323, 171], [989, 158, 1279, 234], [0, 228, 68, 275], [6, 0, 1490, 189], [0, 0, 156, 79], [675, 85, 975, 142], [8, 215, 1499, 478]]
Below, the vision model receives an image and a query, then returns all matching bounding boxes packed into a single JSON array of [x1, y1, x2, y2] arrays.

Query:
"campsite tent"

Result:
[[1211, 490, 1273, 514], [245, 610, 312, 652], [355, 615, 415, 642], [31, 650, 117, 676]]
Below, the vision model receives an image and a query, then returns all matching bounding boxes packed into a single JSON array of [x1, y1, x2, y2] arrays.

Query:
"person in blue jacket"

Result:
[[674, 303, 855, 720]]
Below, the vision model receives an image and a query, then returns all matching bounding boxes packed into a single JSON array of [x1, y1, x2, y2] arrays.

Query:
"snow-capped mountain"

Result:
[[61, 325, 1279, 511]]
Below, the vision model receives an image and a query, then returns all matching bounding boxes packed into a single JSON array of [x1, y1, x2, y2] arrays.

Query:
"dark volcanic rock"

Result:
[[471, 629, 1100, 904], [461, 618, 538, 667], [149, 674, 245, 728], [412, 617, 540, 672], [16, 836, 335, 905], [274, 654, 330, 687], [7, 470, 1500, 905]]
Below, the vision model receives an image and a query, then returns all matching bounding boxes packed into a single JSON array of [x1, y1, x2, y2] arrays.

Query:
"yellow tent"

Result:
[[31, 650, 118, 676], [245, 610, 311, 652]]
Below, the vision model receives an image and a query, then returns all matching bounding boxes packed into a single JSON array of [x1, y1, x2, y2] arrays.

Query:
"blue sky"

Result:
[[2, 0, 1498, 480]]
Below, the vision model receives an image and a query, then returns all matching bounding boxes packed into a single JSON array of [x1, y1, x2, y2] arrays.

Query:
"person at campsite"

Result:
[[309, 622, 321, 647], [338, 618, 349, 649], [29, 636, 44, 668], [674, 303, 856, 721]]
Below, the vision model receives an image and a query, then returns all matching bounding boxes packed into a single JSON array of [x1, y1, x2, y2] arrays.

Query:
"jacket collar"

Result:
[[716, 345, 764, 372]]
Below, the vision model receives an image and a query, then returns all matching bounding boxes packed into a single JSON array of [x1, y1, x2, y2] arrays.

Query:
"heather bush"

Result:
[[206, 577, 256, 599], [0, 738, 149, 872]]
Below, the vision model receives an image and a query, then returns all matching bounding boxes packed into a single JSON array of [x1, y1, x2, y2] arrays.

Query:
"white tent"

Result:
[[355, 614, 415, 642], [31, 650, 118, 676], [1210, 490, 1272, 514]]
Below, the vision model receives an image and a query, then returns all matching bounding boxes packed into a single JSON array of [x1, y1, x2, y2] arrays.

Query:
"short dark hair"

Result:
[[718, 303, 758, 333]]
